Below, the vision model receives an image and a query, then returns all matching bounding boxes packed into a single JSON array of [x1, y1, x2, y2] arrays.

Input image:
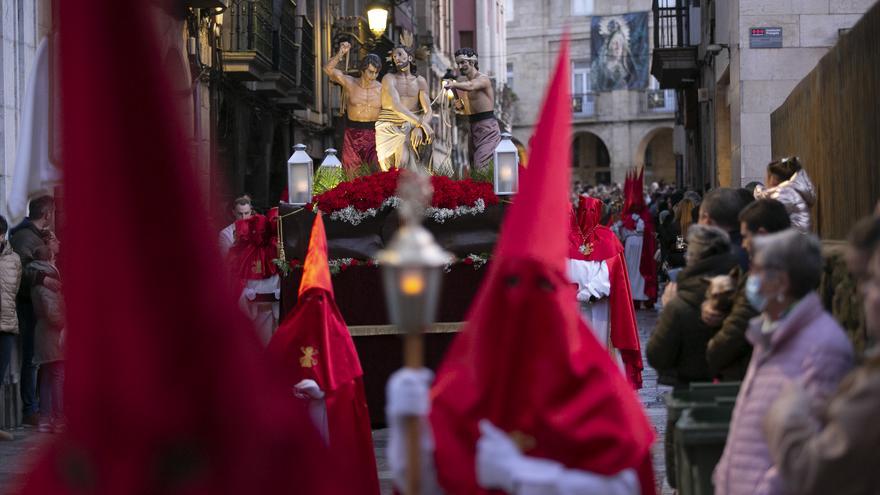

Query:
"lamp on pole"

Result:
[[377, 171, 451, 495]]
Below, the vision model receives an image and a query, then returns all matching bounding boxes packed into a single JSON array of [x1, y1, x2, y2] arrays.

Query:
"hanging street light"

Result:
[[366, 0, 390, 38], [287, 144, 313, 206], [493, 132, 519, 195]]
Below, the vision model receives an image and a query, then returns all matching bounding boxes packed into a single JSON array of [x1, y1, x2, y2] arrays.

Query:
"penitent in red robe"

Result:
[[430, 34, 656, 495], [570, 195, 644, 389], [267, 214, 381, 495]]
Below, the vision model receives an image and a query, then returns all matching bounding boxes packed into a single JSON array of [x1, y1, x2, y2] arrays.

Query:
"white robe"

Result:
[[566, 259, 625, 372], [614, 215, 647, 301]]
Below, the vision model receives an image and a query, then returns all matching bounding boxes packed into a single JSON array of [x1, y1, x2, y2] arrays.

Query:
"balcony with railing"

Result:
[[650, 0, 699, 89], [271, 5, 315, 105], [222, 0, 275, 80], [572, 93, 597, 118]]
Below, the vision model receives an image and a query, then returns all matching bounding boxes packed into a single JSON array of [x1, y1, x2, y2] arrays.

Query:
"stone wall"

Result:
[[728, 0, 874, 185], [770, 2, 880, 239]]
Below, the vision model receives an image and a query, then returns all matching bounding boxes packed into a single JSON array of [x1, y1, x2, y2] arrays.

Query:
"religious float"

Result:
[[274, 139, 520, 424]]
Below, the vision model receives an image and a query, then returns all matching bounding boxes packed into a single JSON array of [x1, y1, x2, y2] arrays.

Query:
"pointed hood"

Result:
[[569, 195, 623, 262], [299, 214, 334, 297], [267, 213, 380, 494], [268, 213, 361, 393], [430, 34, 655, 495], [494, 36, 572, 274], [15, 1, 334, 493]]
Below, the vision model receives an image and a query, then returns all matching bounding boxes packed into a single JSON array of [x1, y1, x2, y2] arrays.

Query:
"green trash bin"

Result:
[[675, 405, 733, 495], [664, 383, 740, 490]]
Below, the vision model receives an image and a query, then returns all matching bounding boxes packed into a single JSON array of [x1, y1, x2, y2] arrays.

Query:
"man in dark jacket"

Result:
[[9, 195, 58, 425], [702, 199, 791, 381]]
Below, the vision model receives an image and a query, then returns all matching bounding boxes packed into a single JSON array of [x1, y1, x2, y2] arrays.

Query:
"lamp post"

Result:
[[493, 132, 519, 195], [287, 144, 313, 206], [377, 171, 451, 495]]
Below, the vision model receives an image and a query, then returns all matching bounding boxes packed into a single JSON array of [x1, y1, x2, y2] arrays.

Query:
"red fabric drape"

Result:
[[16, 2, 335, 493]]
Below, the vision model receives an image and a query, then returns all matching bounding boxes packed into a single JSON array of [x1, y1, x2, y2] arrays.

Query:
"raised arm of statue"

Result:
[[323, 42, 354, 88], [382, 75, 422, 127]]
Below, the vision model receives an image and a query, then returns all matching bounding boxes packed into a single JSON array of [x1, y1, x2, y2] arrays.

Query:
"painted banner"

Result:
[[591, 12, 650, 92]]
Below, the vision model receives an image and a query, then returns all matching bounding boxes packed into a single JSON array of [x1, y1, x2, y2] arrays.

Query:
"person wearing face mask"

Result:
[[702, 199, 791, 381], [760, 216, 880, 495], [0, 215, 21, 440], [712, 229, 854, 495]]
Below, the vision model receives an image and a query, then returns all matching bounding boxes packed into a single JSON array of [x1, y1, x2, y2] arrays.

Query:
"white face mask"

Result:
[[745, 274, 768, 312]]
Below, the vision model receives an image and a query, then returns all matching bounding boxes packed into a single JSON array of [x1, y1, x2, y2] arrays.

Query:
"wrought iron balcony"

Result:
[[222, 0, 275, 80], [650, 0, 699, 89], [572, 92, 597, 118]]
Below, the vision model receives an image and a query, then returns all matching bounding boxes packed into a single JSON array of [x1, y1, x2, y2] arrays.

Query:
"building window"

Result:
[[506, 0, 514, 21], [646, 76, 676, 113], [459, 31, 474, 50], [506, 62, 514, 89], [572, 0, 594, 16], [571, 60, 594, 116]]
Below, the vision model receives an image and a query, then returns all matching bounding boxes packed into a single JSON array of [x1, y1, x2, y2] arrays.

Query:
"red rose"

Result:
[[463, 257, 474, 265]]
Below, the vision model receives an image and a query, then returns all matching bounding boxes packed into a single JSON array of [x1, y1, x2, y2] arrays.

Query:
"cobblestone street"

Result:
[[0, 310, 670, 495]]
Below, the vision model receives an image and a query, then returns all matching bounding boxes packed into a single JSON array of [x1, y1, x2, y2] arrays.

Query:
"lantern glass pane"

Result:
[[495, 152, 518, 195], [288, 161, 312, 205]]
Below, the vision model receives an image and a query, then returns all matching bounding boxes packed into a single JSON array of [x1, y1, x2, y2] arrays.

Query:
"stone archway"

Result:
[[572, 132, 612, 185], [635, 126, 675, 185]]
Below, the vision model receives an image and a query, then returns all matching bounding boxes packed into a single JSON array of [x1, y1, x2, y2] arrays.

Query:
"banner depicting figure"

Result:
[[591, 13, 650, 92]]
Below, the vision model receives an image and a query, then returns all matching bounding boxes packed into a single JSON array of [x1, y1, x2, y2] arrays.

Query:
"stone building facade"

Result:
[[652, 0, 874, 189], [506, 0, 676, 186]]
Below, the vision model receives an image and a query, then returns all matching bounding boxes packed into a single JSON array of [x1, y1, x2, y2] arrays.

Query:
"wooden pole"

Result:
[[403, 331, 424, 495]]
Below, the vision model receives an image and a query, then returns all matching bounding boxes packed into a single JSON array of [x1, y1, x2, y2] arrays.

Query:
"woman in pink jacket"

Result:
[[712, 229, 854, 495]]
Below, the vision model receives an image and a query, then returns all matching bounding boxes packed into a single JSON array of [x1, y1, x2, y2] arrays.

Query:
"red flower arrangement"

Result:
[[309, 170, 499, 216]]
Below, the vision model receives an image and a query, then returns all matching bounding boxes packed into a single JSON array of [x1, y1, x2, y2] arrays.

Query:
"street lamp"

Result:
[[493, 132, 519, 195], [377, 171, 451, 495], [314, 148, 347, 195], [366, 0, 390, 37], [287, 144, 313, 206]]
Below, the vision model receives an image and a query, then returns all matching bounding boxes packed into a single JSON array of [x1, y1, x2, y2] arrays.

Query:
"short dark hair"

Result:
[[744, 181, 763, 194], [454, 47, 479, 69], [767, 156, 802, 182], [737, 188, 755, 209], [701, 188, 745, 230], [739, 199, 792, 234], [0, 215, 7, 236], [847, 216, 880, 254], [360, 53, 382, 72], [232, 195, 252, 209], [27, 196, 55, 221]]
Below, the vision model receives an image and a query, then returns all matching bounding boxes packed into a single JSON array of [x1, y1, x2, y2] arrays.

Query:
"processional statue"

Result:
[[376, 34, 435, 173], [323, 41, 383, 176], [446, 48, 501, 175]]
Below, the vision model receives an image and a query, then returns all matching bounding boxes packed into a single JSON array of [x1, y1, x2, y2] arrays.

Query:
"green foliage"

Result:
[[313, 166, 348, 196]]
